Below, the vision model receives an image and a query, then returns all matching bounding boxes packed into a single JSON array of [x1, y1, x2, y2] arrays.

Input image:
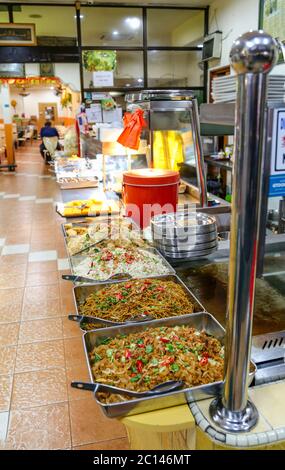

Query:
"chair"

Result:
[[42, 136, 59, 164], [25, 126, 34, 145]]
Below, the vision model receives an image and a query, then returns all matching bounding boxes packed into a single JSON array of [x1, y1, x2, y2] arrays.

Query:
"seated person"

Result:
[[39, 121, 60, 159]]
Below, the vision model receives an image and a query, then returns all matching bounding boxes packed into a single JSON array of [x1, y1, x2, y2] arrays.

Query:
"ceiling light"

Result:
[[74, 15, 84, 19], [126, 17, 140, 30], [137, 78, 143, 83], [112, 31, 119, 36], [125, 83, 131, 87], [197, 44, 203, 48]]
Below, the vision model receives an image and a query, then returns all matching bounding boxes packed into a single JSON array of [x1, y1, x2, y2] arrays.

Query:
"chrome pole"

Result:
[[210, 31, 278, 432], [190, 99, 208, 207]]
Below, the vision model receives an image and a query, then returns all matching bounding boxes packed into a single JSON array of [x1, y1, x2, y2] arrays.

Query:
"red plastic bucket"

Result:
[[123, 169, 180, 228]]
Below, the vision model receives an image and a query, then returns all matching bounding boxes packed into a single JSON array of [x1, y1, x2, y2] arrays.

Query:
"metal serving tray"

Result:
[[80, 312, 256, 418], [69, 246, 175, 284], [61, 216, 142, 256], [155, 238, 218, 252], [155, 243, 218, 260], [72, 274, 206, 331], [151, 212, 217, 239], [153, 231, 218, 245]]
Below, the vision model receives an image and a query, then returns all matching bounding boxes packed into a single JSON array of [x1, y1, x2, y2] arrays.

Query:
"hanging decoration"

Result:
[[10, 99, 17, 112], [0, 76, 61, 87], [61, 89, 72, 108]]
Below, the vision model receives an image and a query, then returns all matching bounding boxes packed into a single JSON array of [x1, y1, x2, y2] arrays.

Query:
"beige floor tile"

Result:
[[4, 232, 31, 245], [5, 402, 71, 450], [15, 339, 65, 373], [249, 382, 285, 429], [62, 316, 82, 339], [61, 295, 76, 315], [64, 337, 86, 368], [66, 364, 90, 401], [11, 368, 68, 409], [25, 271, 59, 287], [24, 284, 60, 302], [0, 254, 28, 267], [0, 264, 26, 289], [0, 376, 13, 412], [69, 398, 126, 446], [73, 438, 130, 450], [0, 323, 19, 346], [0, 346, 17, 375], [59, 280, 74, 299], [27, 261, 58, 273], [0, 263, 26, 276], [18, 318, 63, 344], [22, 297, 62, 321], [0, 288, 24, 324], [30, 241, 58, 252]]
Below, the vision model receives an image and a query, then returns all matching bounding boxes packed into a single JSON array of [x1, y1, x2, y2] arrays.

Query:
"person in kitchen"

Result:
[[39, 121, 60, 161]]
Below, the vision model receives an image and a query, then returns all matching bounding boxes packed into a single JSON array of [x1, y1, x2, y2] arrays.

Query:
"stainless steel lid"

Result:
[[157, 245, 218, 260], [151, 212, 217, 237], [152, 231, 217, 245], [125, 89, 194, 103], [155, 238, 218, 252]]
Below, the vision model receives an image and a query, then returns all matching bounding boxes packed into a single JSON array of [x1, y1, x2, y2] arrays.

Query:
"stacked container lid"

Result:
[[151, 211, 218, 260]]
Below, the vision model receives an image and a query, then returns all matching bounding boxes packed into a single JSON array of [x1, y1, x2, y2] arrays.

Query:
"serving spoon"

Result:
[[62, 272, 132, 284], [68, 312, 154, 327], [71, 380, 185, 398]]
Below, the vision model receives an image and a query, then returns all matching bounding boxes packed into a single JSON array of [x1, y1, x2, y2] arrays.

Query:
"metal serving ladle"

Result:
[[71, 380, 185, 398], [62, 272, 132, 284], [68, 312, 154, 327]]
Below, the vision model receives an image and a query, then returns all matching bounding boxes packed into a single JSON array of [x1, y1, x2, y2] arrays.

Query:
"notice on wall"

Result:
[[93, 71, 114, 87], [86, 103, 102, 123], [91, 92, 110, 100], [269, 109, 285, 197]]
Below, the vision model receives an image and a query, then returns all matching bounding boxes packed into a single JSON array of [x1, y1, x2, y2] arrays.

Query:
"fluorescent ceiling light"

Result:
[[137, 78, 143, 83], [125, 83, 131, 87], [74, 15, 84, 19], [197, 44, 203, 48], [112, 31, 119, 35], [126, 17, 140, 30]]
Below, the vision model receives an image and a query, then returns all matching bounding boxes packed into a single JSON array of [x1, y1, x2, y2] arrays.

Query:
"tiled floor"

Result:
[[0, 144, 128, 450]]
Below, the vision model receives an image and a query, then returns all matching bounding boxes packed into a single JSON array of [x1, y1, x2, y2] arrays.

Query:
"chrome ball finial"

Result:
[[230, 30, 278, 74]]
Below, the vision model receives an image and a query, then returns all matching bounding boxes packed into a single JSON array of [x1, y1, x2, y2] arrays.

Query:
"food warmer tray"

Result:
[[68, 246, 175, 284], [61, 216, 143, 258], [79, 312, 256, 418], [72, 274, 206, 331], [61, 216, 141, 250], [61, 216, 141, 240]]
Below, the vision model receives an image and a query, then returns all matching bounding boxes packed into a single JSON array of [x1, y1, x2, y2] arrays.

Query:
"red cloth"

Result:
[[117, 109, 146, 150]]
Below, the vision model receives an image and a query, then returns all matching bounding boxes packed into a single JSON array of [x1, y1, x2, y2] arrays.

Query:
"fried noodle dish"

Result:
[[89, 325, 224, 403], [79, 278, 195, 323]]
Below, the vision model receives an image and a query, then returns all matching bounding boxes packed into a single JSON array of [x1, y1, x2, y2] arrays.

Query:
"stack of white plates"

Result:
[[212, 75, 285, 104], [151, 211, 218, 260]]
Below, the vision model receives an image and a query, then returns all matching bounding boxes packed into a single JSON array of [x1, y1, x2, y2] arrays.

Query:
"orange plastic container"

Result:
[[123, 169, 180, 228]]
